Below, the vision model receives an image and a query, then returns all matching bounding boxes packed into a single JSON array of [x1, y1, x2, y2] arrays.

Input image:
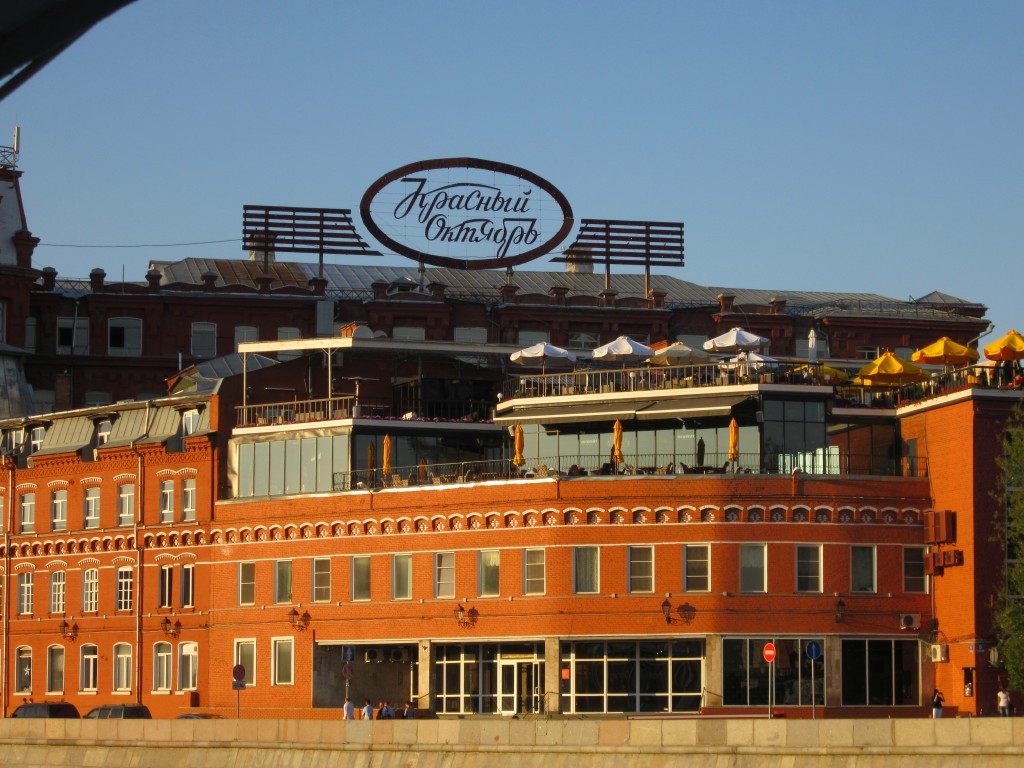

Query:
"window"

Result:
[[116, 567, 134, 611], [312, 558, 331, 602], [191, 322, 217, 357], [567, 331, 600, 350], [181, 478, 196, 520], [518, 330, 549, 346], [113, 643, 132, 692], [274, 560, 292, 603], [159, 565, 173, 608], [523, 549, 545, 595], [235, 325, 258, 348], [180, 564, 194, 608], [574, 547, 599, 593], [118, 483, 135, 526], [80, 644, 98, 692], [19, 493, 35, 534], [182, 410, 201, 436], [851, 546, 876, 592], [277, 326, 302, 361], [17, 572, 33, 614], [160, 480, 174, 523], [393, 554, 412, 600], [479, 550, 500, 597], [272, 638, 294, 685], [435, 553, 454, 599], [56, 316, 89, 355], [723, 637, 825, 707], [629, 546, 654, 593], [796, 545, 822, 593], [30, 426, 45, 453], [82, 568, 99, 612], [47, 646, 65, 694], [684, 545, 710, 592], [154, 642, 172, 691], [96, 420, 112, 445], [841, 638, 920, 706], [25, 316, 37, 352], [50, 571, 66, 614], [352, 556, 371, 601], [108, 317, 143, 356], [739, 544, 766, 593], [393, 326, 426, 341], [904, 548, 926, 593], [239, 562, 256, 605], [15, 647, 31, 692], [84, 487, 100, 528], [454, 326, 487, 343], [50, 490, 68, 531], [235, 640, 256, 686], [178, 642, 198, 690]]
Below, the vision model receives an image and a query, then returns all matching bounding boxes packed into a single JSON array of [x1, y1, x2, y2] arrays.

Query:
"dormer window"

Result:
[[182, 409, 200, 436], [30, 426, 45, 454], [96, 421, 112, 446]]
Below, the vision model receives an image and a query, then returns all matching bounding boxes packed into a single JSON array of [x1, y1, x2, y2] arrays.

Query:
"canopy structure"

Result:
[[912, 337, 980, 366], [857, 351, 931, 386], [593, 336, 654, 364], [646, 341, 709, 366], [703, 327, 768, 354], [983, 330, 1024, 361], [510, 342, 576, 374]]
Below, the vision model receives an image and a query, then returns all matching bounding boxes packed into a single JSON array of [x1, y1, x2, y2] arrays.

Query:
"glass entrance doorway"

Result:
[[498, 660, 542, 715]]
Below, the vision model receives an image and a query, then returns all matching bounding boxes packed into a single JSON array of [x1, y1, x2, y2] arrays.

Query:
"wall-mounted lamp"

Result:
[[289, 608, 311, 631], [835, 598, 847, 624], [60, 620, 78, 641], [661, 598, 673, 624], [161, 617, 182, 637], [455, 604, 476, 628]]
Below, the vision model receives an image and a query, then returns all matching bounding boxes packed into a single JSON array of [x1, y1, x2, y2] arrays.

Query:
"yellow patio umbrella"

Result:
[[728, 417, 739, 462], [983, 330, 1024, 361], [612, 420, 624, 465], [382, 434, 392, 478], [512, 424, 526, 468], [366, 441, 376, 485], [912, 337, 979, 366], [791, 364, 849, 384], [857, 351, 931, 386]]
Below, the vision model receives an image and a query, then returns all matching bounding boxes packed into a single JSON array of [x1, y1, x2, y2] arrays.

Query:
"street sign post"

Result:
[[805, 640, 822, 719], [232, 664, 246, 719], [762, 642, 777, 719]]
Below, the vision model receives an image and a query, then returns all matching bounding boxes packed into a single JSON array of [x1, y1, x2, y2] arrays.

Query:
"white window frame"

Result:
[[435, 552, 455, 599], [153, 641, 173, 692], [56, 316, 89, 355], [393, 554, 412, 600], [684, 544, 711, 592], [312, 558, 331, 603], [118, 483, 135, 526], [159, 480, 174, 523], [180, 564, 194, 608], [478, 550, 500, 597], [573, 546, 599, 594], [19, 493, 35, 533], [628, 545, 654, 593], [178, 642, 198, 690], [80, 644, 98, 692], [276, 327, 301, 361], [453, 326, 487, 343], [47, 645, 65, 694], [739, 544, 767, 593], [274, 560, 292, 604], [904, 547, 927, 594], [30, 426, 45, 453], [272, 637, 294, 686], [234, 325, 258, 349], [51, 490, 68, 532], [851, 545, 877, 593], [84, 487, 100, 528], [523, 548, 545, 595], [113, 643, 132, 692], [190, 321, 217, 358], [17, 572, 33, 614], [235, 640, 256, 687], [239, 562, 256, 605], [796, 544, 822, 593], [15, 647, 32, 693], [352, 555, 371, 601], [182, 409, 201, 436], [50, 571, 66, 614], [108, 317, 143, 357], [159, 565, 173, 609], [116, 566, 134, 611], [517, 330, 549, 346], [82, 568, 99, 612], [181, 477, 197, 521]]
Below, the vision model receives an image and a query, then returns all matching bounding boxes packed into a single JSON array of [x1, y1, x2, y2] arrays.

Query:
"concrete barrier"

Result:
[[1, 717, 1022, 767]]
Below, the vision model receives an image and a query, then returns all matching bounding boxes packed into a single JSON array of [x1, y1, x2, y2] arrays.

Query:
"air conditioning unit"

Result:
[[930, 643, 949, 663], [900, 613, 920, 630], [364, 648, 383, 663], [389, 648, 409, 663]]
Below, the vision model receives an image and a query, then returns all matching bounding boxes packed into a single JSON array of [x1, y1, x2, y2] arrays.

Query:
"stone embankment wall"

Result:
[[1, 717, 1023, 767]]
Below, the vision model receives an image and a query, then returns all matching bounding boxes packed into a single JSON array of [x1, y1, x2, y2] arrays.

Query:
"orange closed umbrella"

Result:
[[984, 330, 1024, 361], [512, 424, 526, 468], [612, 420, 624, 465], [382, 435, 392, 477], [728, 417, 739, 462]]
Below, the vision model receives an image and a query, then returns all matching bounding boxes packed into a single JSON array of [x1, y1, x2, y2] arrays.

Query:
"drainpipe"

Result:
[[1, 451, 13, 717], [129, 401, 157, 705]]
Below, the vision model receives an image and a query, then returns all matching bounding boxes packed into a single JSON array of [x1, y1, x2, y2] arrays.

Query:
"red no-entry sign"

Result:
[[763, 642, 777, 663]]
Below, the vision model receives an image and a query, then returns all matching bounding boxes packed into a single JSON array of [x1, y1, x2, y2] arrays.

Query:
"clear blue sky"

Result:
[[3, 1, 1022, 339]]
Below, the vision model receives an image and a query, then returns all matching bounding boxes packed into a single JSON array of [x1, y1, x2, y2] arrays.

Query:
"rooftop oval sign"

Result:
[[360, 158, 574, 270]]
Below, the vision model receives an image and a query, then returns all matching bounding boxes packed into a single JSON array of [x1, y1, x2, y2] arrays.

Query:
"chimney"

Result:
[[770, 297, 787, 314], [90, 268, 106, 291], [717, 294, 734, 313], [499, 284, 519, 303], [548, 286, 569, 304], [146, 268, 162, 292]]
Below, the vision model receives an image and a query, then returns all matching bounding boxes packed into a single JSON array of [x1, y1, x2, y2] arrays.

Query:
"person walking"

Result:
[[997, 687, 1012, 717], [931, 688, 945, 718], [343, 696, 355, 720], [361, 699, 374, 721]]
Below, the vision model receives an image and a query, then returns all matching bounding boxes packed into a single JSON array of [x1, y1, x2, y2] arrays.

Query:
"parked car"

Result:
[[176, 713, 224, 719], [83, 704, 152, 719], [11, 702, 80, 718]]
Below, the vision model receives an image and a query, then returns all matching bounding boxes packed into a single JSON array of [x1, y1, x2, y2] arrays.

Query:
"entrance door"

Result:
[[498, 661, 544, 716]]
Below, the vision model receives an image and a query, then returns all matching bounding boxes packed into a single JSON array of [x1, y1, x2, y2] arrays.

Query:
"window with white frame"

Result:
[[435, 552, 454, 599], [159, 480, 174, 523], [181, 478, 196, 520], [629, 546, 654, 593], [80, 644, 98, 692], [113, 643, 132, 692], [272, 638, 294, 685], [116, 567, 134, 611], [47, 646, 65, 694], [15, 647, 31, 692], [393, 554, 412, 600], [19, 492, 35, 533], [567, 331, 600, 350], [235, 640, 256, 686], [159, 565, 173, 608], [180, 564, 194, 608], [851, 545, 876, 592], [312, 558, 331, 602], [274, 560, 292, 603], [25, 316, 37, 352], [56, 316, 89, 355], [117, 483, 135, 526], [573, 547, 599, 594], [191, 322, 217, 358], [51, 489, 68, 531], [478, 550, 500, 597], [84, 487, 100, 528], [739, 544, 766, 593], [352, 556, 371, 601], [239, 562, 256, 605], [234, 325, 258, 348], [517, 330, 549, 346], [904, 547, 927, 593], [182, 409, 201, 436], [30, 426, 45, 453], [82, 568, 98, 612], [108, 317, 143, 356], [454, 326, 487, 343], [154, 642, 172, 691], [393, 326, 426, 341], [178, 642, 198, 690], [684, 544, 710, 591], [796, 545, 822, 593], [17, 572, 33, 614], [50, 571, 66, 614], [276, 327, 302, 361], [96, 420, 112, 445], [523, 548, 545, 595]]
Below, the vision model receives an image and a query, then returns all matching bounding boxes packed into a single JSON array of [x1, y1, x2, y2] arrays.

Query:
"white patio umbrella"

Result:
[[703, 327, 768, 354], [592, 335, 655, 364], [725, 351, 779, 370], [808, 328, 818, 364], [646, 341, 710, 366], [509, 342, 576, 374]]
